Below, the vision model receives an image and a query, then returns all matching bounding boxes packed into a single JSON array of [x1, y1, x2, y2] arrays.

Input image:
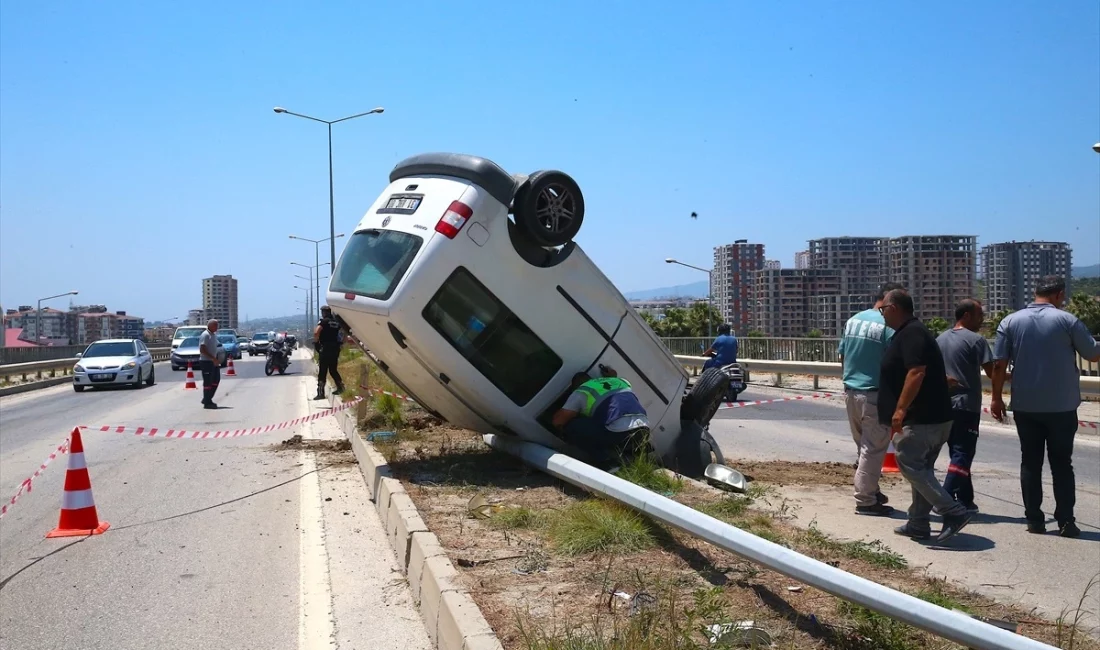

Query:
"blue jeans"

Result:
[[942, 410, 980, 507], [561, 418, 646, 468]]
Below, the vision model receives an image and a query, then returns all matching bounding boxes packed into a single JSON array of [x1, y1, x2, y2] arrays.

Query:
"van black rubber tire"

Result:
[[513, 170, 585, 247], [681, 368, 728, 427], [703, 430, 725, 466], [668, 420, 708, 479]]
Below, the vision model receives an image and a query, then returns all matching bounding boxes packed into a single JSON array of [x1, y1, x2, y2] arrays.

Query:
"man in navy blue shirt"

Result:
[[703, 323, 738, 371]]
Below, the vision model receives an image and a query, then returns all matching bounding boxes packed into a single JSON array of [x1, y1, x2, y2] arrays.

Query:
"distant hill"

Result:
[[623, 280, 710, 300], [1073, 264, 1100, 279], [240, 315, 312, 335]]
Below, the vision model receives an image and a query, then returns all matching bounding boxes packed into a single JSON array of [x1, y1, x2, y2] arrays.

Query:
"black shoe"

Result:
[[1026, 521, 1047, 534], [876, 491, 889, 506], [335, 385, 346, 394], [1058, 521, 1081, 538], [894, 524, 931, 541], [855, 504, 895, 517], [313, 393, 326, 401], [964, 503, 979, 514], [204, 402, 218, 410], [936, 513, 973, 543]]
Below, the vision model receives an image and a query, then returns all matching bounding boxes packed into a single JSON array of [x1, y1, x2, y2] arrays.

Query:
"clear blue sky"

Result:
[[2, 1, 1098, 321]]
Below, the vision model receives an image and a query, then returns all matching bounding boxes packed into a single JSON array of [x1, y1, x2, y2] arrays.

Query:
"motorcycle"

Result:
[[265, 345, 290, 376]]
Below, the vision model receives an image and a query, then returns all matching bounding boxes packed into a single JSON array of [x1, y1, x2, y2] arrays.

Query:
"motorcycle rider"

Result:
[[702, 323, 738, 371], [268, 332, 290, 370], [313, 306, 346, 400]]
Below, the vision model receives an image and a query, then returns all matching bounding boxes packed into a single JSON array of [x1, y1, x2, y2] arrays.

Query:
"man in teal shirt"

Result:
[[838, 282, 904, 516]]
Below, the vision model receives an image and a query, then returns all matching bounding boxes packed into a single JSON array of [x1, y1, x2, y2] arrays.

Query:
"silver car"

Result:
[[171, 336, 226, 370], [73, 339, 156, 392]]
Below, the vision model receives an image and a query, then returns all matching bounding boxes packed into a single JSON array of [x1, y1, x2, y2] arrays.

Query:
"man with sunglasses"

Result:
[[878, 289, 971, 543]]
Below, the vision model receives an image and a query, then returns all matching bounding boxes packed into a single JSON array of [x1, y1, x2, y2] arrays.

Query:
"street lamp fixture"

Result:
[[36, 290, 78, 342], [664, 258, 715, 338], [1093, 142, 1100, 154], [275, 103, 384, 269]]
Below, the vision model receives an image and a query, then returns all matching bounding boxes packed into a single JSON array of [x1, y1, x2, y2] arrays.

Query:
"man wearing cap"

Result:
[[991, 275, 1100, 538], [198, 319, 221, 409], [838, 282, 905, 517]]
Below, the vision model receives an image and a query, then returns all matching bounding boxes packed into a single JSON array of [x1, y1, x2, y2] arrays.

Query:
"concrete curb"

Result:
[[0, 375, 71, 397], [329, 392, 504, 650]]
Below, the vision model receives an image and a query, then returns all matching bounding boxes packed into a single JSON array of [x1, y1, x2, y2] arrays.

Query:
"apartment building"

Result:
[[794, 250, 811, 270], [202, 275, 239, 329], [982, 241, 1072, 313], [187, 308, 207, 325], [764, 259, 781, 270], [712, 240, 765, 334], [808, 237, 886, 296], [3, 307, 75, 343], [886, 235, 977, 321], [753, 268, 843, 337]]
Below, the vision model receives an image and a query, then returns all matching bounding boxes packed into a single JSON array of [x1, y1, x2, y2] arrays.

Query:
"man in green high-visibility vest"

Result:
[[551, 365, 650, 468]]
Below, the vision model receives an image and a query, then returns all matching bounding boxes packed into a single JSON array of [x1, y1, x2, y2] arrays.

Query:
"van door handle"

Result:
[[387, 323, 407, 349], [439, 373, 450, 385]]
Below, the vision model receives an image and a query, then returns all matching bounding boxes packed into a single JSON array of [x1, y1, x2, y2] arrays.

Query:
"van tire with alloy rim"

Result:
[[513, 170, 585, 247], [680, 368, 728, 428]]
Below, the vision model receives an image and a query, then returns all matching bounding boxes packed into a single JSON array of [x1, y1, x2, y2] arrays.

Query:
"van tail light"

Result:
[[435, 201, 473, 239]]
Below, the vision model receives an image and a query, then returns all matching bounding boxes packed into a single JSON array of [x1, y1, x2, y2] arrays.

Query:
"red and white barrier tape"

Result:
[[362, 387, 418, 404], [84, 396, 363, 439], [716, 393, 836, 410], [0, 437, 70, 520], [0, 398, 363, 520]]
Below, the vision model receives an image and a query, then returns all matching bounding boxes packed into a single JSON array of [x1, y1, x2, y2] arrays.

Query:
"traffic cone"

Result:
[[882, 437, 901, 473], [47, 428, 110, 538], [184, 362, 197, 390], [226, 358, 236, 377]]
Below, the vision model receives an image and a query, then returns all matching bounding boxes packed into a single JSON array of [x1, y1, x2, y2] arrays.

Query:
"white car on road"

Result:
[[327, 153, 721, 476], [73, 338, 156, 391], [171, 325, 207, 350]]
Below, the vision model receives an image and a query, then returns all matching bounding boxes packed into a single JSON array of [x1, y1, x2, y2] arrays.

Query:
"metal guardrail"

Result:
[[485, 434, 1054, 650], [674, 355, 1100, 398], [663, 336, 1100, 376], [0, 348, 171, 384]]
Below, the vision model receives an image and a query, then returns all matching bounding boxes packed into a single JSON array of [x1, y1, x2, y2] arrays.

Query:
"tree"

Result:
[[1066, 292, 1100, 335], [925, 317, 950, 336], [745, 329, 765, 338], [685, 302, 723, 338], [984, 309, 1012, 338], [806, 329, 823, 338]]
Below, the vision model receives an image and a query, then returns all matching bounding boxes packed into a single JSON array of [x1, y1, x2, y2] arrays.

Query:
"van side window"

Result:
[[423, 267, 562, 406]]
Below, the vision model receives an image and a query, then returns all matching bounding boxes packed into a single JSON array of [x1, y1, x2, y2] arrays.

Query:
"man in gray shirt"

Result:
[[936, 299, 993, 513], [992, 276, 1100, 538], [198, 319, 222, 409]]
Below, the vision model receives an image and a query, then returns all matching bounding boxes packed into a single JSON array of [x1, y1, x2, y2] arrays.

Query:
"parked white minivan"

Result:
[[327, 153, 723, 476]]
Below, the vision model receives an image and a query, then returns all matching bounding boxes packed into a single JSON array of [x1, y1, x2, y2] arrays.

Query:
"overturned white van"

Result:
[[326, 153, 724, 476]]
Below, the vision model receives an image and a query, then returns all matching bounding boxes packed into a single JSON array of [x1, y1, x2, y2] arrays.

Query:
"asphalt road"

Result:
[[0, 352, 430, 650], [708, 385, 1100, 628]]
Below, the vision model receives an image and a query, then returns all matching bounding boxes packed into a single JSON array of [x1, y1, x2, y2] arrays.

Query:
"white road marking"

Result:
[[299, 448, 336, 649]]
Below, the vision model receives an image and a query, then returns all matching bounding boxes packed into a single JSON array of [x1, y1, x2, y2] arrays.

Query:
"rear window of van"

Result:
[[332, 230, 423, 300], [423, 267, 562, 406]]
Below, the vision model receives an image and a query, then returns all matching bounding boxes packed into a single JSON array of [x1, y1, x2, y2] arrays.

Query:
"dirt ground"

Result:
[[351, 388, 1097, 650]]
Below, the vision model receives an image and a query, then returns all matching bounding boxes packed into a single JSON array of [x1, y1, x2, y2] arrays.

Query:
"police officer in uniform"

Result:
[[551, 365, 650, 468], [313, 305, 346, 400]]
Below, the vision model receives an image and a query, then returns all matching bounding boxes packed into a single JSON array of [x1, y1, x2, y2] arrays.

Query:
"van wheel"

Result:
[[702, 430, 725, 466], [513, 170, 585, 247], [668, 420, 708, 479], [681, 368, 728, 428]]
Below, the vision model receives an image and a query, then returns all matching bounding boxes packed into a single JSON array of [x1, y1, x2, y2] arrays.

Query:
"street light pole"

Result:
[[275, 106, 384, 270], [665, 258, 714, 339], [290, 234, 343, 321], [37, 290, 78, 343]]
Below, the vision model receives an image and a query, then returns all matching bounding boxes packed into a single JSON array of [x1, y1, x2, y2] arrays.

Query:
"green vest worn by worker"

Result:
[[573, 376, 648, 428]]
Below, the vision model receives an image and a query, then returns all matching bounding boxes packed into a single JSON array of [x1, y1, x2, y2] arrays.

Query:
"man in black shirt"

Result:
[[878, 290, 971, 543]]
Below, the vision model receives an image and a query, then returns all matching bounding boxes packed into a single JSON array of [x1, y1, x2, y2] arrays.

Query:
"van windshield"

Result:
[[423, 267, 562, 406], [331, 229, 423, 301]]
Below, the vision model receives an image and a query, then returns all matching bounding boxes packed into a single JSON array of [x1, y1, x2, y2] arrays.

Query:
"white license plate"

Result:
[[91, 374, 111, 380]]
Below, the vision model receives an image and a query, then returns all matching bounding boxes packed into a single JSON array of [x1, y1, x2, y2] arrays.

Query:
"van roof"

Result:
[[390, 153, 520, 207]]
